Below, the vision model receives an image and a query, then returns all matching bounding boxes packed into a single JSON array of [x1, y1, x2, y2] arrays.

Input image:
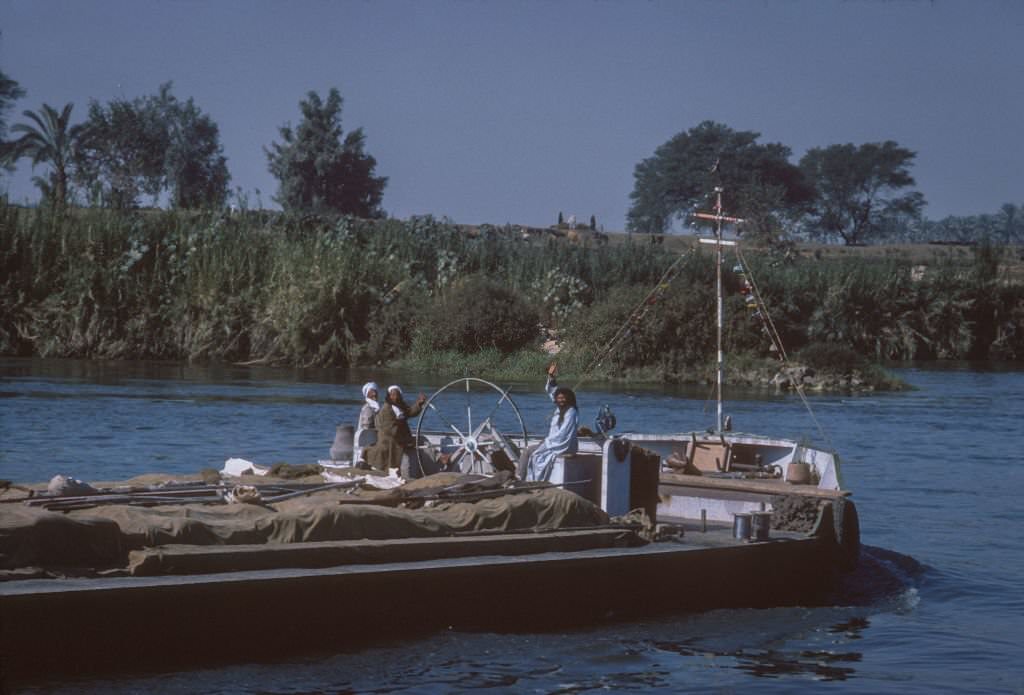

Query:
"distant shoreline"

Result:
[[2, 206, 1020, 379]]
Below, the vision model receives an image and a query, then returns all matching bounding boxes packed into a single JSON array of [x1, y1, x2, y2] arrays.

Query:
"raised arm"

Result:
[[545, 362, 558, 401]]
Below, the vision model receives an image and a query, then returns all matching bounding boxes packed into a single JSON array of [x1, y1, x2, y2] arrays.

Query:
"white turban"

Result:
[[388, 385, 405, 418], [362, 381, 380, 412]]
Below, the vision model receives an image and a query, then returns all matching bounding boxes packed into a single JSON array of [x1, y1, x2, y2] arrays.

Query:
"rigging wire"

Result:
[[563, 229, 839, 463], [572, 247, 695, 392], [734, 244, 837, 454]]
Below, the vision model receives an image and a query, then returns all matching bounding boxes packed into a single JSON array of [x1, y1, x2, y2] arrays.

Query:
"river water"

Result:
[[2, 358, 1023, 694]]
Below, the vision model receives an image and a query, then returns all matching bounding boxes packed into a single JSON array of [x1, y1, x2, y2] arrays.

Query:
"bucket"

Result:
[[751, 511, 772, 541], [733, 512, 752, 540], [787, 462, 811, 484], [329, 424, 355, 461]]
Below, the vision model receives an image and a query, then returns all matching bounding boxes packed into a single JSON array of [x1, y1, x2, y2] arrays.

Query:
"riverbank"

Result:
[[2, 204, 1021, 381], [392, 347, 907, 392]]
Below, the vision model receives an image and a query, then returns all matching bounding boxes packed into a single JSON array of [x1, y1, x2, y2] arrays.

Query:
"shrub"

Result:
[[795, 342, 868, 374], [415, 275, 539, 354], [365, 287, 427, 364]]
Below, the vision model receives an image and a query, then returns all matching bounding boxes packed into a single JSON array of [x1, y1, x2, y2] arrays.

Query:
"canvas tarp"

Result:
[[0, 505, 125, 570], [0, 477, 610, 573]]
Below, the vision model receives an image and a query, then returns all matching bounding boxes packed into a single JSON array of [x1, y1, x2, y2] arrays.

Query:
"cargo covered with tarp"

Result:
[[1, 473, 621, 577]]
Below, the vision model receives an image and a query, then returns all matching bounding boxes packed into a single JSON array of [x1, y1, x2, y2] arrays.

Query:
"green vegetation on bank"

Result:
[[2, 203, 1022, 388]]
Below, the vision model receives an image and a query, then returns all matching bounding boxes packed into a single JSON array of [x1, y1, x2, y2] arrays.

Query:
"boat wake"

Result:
[[828, 544, 926, 608]]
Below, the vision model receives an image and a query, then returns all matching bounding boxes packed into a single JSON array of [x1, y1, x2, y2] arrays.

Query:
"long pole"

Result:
[[714, 187, 724, 433], [695, 189, 741, 434]]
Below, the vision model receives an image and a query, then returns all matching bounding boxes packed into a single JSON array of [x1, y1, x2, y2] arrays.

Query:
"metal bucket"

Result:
[[733, 512, 752, 540], [751, 511, 772, 541], [786, 462, 811, 484]]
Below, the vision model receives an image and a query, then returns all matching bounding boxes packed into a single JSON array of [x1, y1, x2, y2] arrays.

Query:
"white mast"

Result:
[[695, 187, 743, 433]]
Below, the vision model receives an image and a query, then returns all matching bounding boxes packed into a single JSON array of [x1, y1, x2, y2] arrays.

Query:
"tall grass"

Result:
[[2, 201, 1022, 376]]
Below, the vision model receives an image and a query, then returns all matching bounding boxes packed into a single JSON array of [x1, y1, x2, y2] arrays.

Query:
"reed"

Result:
[[2, 202, 1021, 379]]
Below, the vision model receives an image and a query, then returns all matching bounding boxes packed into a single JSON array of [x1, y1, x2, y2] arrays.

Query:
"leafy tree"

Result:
[[158, 88, 230, 208], [74, 98, 166, 208], [799, 141, 925, 245], [9, 103, 76, 206], [627, 121, 812, 234], [0, 70, 26, 171], [73, 83, 229, 209], [266, 89, 386, 217]]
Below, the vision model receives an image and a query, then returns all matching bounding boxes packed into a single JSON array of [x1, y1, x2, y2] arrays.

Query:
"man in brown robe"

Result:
[[366, 385, 426, 473]]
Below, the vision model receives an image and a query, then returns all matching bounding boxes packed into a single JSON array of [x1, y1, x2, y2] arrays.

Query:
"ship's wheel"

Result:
[[414, 377, 529, 475]]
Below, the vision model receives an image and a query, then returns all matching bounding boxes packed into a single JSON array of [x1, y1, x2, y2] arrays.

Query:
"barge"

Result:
[[1, 190, 860, 686]]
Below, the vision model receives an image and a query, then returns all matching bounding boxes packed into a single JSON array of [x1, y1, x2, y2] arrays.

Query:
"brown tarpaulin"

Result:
[[0, 478, 609, 572], [0, 505, 125, 569]]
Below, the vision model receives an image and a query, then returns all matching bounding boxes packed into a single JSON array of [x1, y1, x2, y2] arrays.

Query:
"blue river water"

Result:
[[2, 358, 1023, 694]]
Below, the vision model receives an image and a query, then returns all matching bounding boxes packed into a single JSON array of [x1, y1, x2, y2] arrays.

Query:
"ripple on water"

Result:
[[4, 361, 1024, 694]]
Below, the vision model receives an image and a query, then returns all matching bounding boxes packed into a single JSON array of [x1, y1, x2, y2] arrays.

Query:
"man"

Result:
[[358, 382, 380, 431], [366, 385, 427, 474]]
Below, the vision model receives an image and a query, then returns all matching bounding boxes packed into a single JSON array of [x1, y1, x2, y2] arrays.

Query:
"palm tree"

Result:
[[10, 102, 75, 206]]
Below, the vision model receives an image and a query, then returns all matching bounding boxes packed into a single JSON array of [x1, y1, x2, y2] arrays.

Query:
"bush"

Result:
[[365, 288, 427, 364], [415, 275, 539, 354], [795, 342, 868, 373]]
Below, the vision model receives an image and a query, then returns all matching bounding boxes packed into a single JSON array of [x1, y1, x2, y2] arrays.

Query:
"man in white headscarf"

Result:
[[358, 382, 380, 431]]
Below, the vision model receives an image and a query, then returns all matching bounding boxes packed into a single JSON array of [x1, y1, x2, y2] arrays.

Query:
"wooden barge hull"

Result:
[[1, 524, 844, 685]]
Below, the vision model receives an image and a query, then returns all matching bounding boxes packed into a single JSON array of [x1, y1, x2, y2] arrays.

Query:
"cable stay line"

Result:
[[734, 244, 836, 455], [572, 247, 696, 392]]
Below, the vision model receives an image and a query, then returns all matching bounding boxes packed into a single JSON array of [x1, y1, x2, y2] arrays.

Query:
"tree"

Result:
[[799, 141, 925, 245], [73, 83, 229, 209], [157, 87, 230, 208], [0, 70, 26, 171], [266, 89, 386, 217], [74, 97, 166, 208], [9, 103, 76, 206], [627, 121, 812, 234]]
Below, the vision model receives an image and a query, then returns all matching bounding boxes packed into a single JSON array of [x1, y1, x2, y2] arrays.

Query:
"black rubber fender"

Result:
[[833, 497, 861, 571], [611, 437, 631, 462]]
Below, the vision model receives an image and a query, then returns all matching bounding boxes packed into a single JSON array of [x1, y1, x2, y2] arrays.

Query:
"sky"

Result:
[[1, 0, 1022, 232]]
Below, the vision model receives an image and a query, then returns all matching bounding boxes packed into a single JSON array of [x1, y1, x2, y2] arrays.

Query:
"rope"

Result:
[[572, 248, 695, 391], [734, 245, 837, 455]]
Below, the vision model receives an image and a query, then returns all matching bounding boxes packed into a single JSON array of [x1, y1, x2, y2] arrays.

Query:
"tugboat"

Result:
[[395, 186, 860, 568]]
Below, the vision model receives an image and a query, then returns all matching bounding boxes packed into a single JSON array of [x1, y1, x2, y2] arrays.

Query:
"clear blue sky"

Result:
[[2, 0, 1022, 231]]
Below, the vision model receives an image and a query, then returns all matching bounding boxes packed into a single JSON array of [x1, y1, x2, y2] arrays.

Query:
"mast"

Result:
[[694, 187, 744, 433]]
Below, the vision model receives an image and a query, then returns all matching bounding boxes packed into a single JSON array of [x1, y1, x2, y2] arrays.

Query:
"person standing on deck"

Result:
[[366, 384, 426, 474], [358, 382, 381, 431], [523, 362, 579, 481]]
